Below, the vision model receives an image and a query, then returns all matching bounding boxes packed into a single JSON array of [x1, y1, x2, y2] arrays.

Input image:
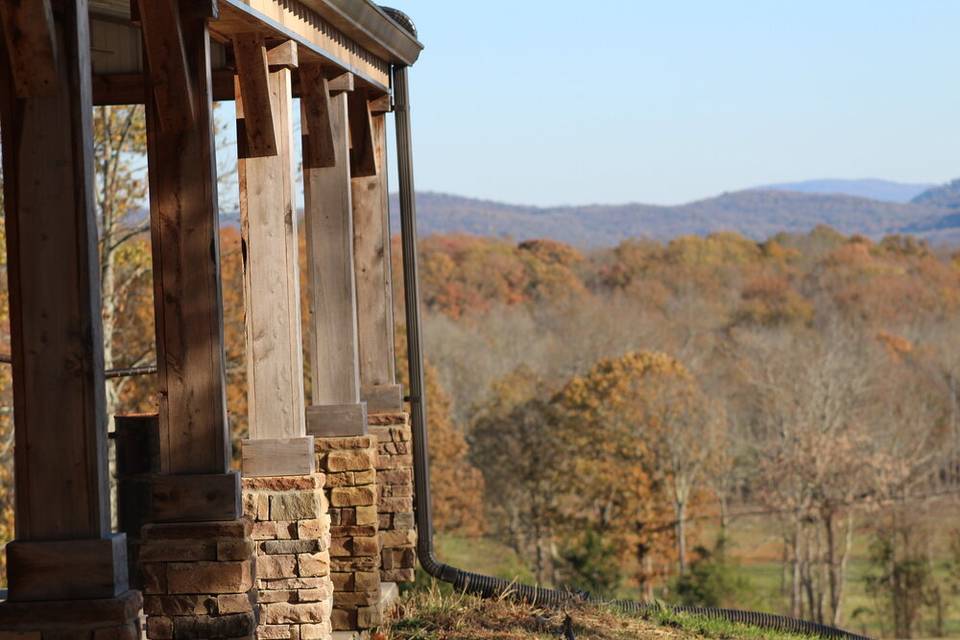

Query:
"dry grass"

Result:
[[383, 582, 815, 640]]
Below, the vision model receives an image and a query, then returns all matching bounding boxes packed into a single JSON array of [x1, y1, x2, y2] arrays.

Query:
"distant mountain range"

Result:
[[388, 179, 960, 247], [753, 179, 935, 203]]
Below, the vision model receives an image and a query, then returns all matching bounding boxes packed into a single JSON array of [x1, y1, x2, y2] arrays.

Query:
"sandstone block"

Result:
[[143, 594, 215, 617], [271, 492, 322, 521], [297, 518, 330, 541], [380, 529, 417, 548], [258, 555, 297, 580], [325, 450, 376, 472], [243, 475, 324, 492], [258, 625, 293, 640], [146, 616, 172, 640], [355, 505, 378, 526], [172, 612, 255, 639], [218, 538, 256, 561], [142, 520, 250, 541], [297, 552, 330, 577], [382, 568, 416, 583], [217, 593, 254, 614], [297, 584, 333, 602], [139, 539, 216, 563], [300, 622, 332, 640], [260, 602, 330, 625], [262, 539, 318, 555], [329, 609, 355, 631], [330, 487, 376, 507], [166, 560, 253, 594], [379, 497, 413, 513], [356, 604, 381, 629]]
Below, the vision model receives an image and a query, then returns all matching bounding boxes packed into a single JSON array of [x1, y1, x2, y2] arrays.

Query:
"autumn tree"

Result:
[[470, 366, 565, 583], [554, 351, 701, 593]]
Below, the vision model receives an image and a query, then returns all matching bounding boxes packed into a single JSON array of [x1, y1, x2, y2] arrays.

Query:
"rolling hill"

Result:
[[390, 184, 960, 248]]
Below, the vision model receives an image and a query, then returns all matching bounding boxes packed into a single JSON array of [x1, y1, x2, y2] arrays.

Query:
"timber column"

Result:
[[139, 2, 256, 638], [0, 0, 140, 636], [350, 95, 417, 586], [301, 69, 384, 632], [235, 39, 332, 640]]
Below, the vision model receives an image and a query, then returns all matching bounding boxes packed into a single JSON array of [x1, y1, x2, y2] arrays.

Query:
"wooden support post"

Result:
[[238, 41, 314, 475], [0, 0, 127, 600], [142, 4, 234, 487], [302, 74, 369, 436], [140, 1, 241, 523], [354, 110, 403, 413]]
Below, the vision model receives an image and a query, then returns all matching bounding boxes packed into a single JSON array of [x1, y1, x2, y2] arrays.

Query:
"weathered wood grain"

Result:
[[6, 535, 128, 602], [266, 39, 298, 70], [348, 88, 377, 177], [0, 0, 111, 542], [233, 32, 277, 157], [144, 11, 232, 476], [136, 0, 195, 131], [299, 63, 336, 169], [239, 63, 307, 441], [241, 437, 316, 477], [0, 0, 57, 97], [302, 89, 363, 407], [306, 403, 369, 437], [353, 112, 398, 401]]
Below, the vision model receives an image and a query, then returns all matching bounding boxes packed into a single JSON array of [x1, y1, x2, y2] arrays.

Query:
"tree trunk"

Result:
[[676, 499, 688, 575]]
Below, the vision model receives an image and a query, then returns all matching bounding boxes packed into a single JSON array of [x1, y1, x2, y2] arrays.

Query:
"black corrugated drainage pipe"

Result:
[[385, 10, 871, 639]]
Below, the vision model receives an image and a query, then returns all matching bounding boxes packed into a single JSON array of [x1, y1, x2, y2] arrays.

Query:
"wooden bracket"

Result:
[[328, 71, 354, 94], [300, 64, 336, 169], [0, 0, 58, 97], [348, 90, 377, 178], [369, 94, 392, 114], [180, 0, 219, 21], [266, 40, 298, 71], [233, 34, 277, 158], [137, 0, 195, 131]]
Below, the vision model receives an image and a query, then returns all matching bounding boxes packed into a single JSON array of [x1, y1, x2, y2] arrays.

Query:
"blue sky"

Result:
[[384, 0, 960, 206]]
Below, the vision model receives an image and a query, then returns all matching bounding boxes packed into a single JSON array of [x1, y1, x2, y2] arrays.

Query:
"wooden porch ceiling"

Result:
[[89, 0, 423, 104]]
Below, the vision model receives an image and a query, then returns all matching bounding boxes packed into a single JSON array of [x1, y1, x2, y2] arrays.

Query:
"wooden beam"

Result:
[[353, 112, 401, 411], [0, 0, 108, 543], [348, 89, 377, 178], [136, 0, 195, 131], [266, 39, 298, 70], [233, 33, 277, 158], [239, 62, 307, 444], [328, 71, 354, 94], [300, 64, 336, 169], [302, 88, 366, 427], [143, 8, 233, 480], [369, 94, 392, 114], [0, 0, 57, 97], [0, 0, 128, 601]]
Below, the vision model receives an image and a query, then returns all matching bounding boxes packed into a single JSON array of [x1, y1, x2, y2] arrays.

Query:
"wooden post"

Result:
[[353, 102, 403, 413], [237, 41, 314, 475], [138, 1, 242, 519], [302, 70, 368, 436], [0, 0, 128, 601]]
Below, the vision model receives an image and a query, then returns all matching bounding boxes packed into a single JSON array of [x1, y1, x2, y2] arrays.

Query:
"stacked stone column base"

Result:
[[314, 436, 382, 632], [140, 520, 257, 640], [368, 413, 416, 584], [0, 590, 143, 640], [242, 474, 333, 640]]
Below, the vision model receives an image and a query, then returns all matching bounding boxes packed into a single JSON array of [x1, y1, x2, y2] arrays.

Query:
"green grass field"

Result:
[[432, 499, 960, 639]]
